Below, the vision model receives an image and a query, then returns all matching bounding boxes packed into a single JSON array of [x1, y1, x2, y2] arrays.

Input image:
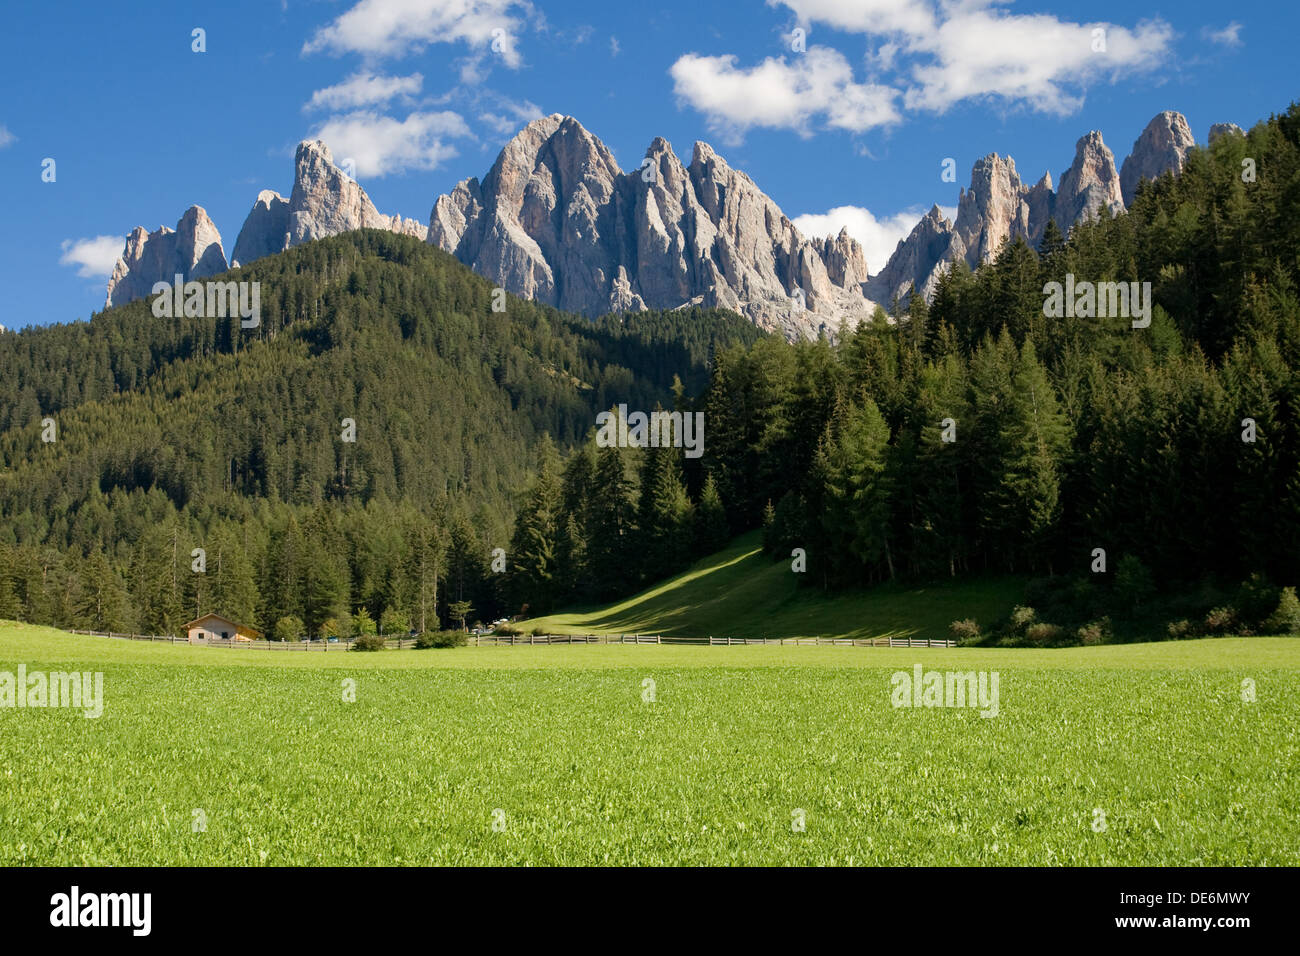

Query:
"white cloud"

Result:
[[59, 236, 123, 278], [791, 205, 931, 276], [774, 0, 937, 38], [1202, 22, 1243, 48], [679, 2, 1176, 137], [305, 71, 424, 112], [610, 36, 621, 57], [0, 124, 15, 149], [308, 110, 472, 176], [903, 13, 1174, 114], [670, 46, 900, 143], [303, 0, 533, 69]]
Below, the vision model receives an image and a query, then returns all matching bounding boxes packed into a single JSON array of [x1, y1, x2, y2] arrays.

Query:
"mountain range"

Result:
[[104, 110, 1237, 339]]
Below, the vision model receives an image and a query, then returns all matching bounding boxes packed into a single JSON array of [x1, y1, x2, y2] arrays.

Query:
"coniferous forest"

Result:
[[508, 104, 1300, 641], [0, 230, 758, 637], [3, 104, 1300, 643]]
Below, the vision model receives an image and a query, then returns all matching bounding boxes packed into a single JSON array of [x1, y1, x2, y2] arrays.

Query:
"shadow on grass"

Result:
[[533, 531, 1027, 641]]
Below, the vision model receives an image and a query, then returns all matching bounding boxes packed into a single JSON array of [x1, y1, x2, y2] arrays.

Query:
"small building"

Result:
[[185, 612, 262, 644]]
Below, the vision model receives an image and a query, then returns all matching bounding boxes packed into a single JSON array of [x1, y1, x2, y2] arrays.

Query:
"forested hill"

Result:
[[0, 230, 760, 635]]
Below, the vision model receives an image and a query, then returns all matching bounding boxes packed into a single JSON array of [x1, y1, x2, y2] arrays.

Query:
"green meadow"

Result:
[[1, 621, 1296, 866], [523, 531, 1027, 640]]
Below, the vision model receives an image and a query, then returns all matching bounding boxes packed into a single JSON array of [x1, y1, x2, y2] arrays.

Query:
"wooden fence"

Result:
[[68, 629, 954, 650], [470, 633, 955, 648], [67, 629, 412, 651]]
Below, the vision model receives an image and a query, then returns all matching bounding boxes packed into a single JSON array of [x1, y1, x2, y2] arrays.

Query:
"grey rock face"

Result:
[[864, 206, 957, 306], [1055, 131, 1126, 230], [869, 126, 1139, 308], [231, 190, 289, 267], [1209, 122, 1245, 144], [1120, 111, 1196, 206], [427, 114, 873, 339], [952, 154, 1035, 266], [104, 206, 227, 309], [1025, 172, 1056, 247], [819, 227, 869, 289], [108, 142, 428, 306], [289, 140, 385, 244], [231, 140, 427, 266]]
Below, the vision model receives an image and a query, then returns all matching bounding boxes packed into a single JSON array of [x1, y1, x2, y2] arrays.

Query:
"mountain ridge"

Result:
[[103, 110, 1210, 336]]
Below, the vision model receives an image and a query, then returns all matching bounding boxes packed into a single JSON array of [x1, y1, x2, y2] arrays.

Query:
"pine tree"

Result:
[[404, 506, 448, 633], [75, 550, 132, 632], [588, 441, 640, 598], [695, 473, 730, 557], [209, 528, 260, 627], [997, 339, 1072, 571], [819, 395, 894, 583], [641, 447, 694, 582], [508, 435, 563, 613]]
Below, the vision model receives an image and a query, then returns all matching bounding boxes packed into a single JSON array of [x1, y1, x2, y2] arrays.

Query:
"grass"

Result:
[[1, 621, 1297, 865], [524, 531, 1027, 640]]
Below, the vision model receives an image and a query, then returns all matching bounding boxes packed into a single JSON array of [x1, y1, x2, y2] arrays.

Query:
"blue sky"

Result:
[[0, 0, 1288, 329]]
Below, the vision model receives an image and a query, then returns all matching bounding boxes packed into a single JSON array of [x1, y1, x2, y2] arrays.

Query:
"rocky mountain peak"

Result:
[[106, 138, 430, 307], [236, 139, 428, 268], [1120, 110, 1195, 206], [427, 119, 873, 339], [953, 153, 1033, 265], [104, 205, 227, 309], [1055, 130, 1125, 230], [863, 205, 958, 307], [1209, 122, 1245, 144], [289, 139, 381, 245], [231, 190, 289, 267]]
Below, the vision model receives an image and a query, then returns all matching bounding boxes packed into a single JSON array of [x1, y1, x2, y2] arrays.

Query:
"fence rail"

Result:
[[67, 630, 414, 651], [67, 629, 954, 650], [470, 633, 955, 648]]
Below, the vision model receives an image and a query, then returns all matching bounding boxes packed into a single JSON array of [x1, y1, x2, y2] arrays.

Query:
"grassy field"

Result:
[[524, 531, 1027, 639], [1, 621, 1296, 866]]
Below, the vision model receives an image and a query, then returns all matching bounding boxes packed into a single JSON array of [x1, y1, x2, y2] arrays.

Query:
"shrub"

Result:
[[495, 624, 522, 637], [351, 633, 387, 652], [531, 626, 548, 637], [1203, 606, 1236, 635], [949, 619, 981, 644], [1264, 587, 1300, 635], [415, 630, 468, 649], [1078, 618, 1111, 645], [1010, 606, 1037, 632], [1166, 619, 1194, 640], [319, 616, 351, 641], [273, 615, 304, 643], [1025, 622, 1063, 644]]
